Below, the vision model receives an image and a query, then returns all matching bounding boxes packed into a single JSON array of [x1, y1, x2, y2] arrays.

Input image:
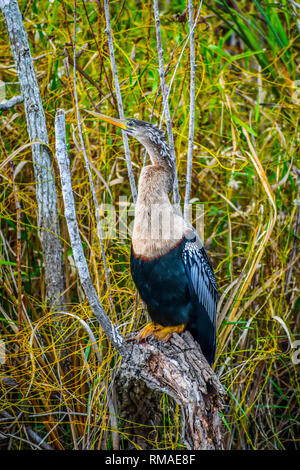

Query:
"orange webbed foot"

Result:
[[135, 322, 185, 343]]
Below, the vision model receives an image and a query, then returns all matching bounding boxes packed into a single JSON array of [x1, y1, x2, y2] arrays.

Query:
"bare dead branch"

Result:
[[0, 94, 23, 109], [163, 2, 203, 117], [73, 0, 114, 312], [184, 0, 197, 220], [0, 0, 66, 310], [152, 0, 203, 218], [153, 0, 180, 208], [25, 428, 54, 450], [103, 0, 137, 203]]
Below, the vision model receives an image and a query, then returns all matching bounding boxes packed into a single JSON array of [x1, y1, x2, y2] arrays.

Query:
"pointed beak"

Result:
[[85, 109, 127, 130]]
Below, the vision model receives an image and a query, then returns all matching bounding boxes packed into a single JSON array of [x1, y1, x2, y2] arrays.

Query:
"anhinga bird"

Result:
[[97, 113, 218, 365]]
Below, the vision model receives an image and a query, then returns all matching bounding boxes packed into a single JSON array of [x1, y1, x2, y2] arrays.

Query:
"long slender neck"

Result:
[[137, 164, 173, 205], [137, 132, 174, 171], [132, 164, 186, 258]]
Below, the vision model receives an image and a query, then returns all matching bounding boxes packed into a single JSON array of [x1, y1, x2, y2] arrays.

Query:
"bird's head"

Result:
[[86, 110, 174, 171]]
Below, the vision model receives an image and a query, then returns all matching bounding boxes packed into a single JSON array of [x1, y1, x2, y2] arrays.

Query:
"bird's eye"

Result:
[[127, 121, 134, 127]]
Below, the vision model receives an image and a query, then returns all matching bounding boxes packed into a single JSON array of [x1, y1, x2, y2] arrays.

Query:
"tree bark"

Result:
[[0, 0, 65, 310], [115, 332, 225, 450]]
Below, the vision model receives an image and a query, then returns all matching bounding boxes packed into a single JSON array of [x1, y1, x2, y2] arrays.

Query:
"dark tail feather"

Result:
[[187, 317, 216, 366]]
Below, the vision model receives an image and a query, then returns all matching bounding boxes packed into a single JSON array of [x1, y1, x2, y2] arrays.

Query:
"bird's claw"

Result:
[[135, 322, 185, 343]]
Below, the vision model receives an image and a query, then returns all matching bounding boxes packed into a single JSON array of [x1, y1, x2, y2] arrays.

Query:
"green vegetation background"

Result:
[[0, 0, 299, 449]]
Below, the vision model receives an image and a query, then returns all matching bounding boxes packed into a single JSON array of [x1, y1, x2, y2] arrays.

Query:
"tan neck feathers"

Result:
[[132, 165, 187, 258]]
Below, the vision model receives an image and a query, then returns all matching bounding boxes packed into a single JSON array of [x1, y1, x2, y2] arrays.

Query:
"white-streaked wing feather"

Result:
[[182, 239, 217, 326]]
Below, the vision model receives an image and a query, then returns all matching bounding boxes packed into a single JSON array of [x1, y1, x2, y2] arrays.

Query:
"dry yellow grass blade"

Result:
[[0, 140, 51, 170], [218, 128, 277, 354]]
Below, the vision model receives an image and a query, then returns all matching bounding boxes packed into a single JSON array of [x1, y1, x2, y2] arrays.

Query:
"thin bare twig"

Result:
[[11, 163, 22, 326], [103, 0, 137, 203], [0, 94, 23, 109], [25, 428, 54, 450], [161, 2, 203, 122], [184, 0, 197, 220], [64, 46, 105, 97], [73, 1, 114, 312], [153, 0, 180, 208], [153, 0, 203, 216]]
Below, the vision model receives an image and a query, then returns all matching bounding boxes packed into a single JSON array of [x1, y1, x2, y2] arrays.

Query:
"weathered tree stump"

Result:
[[114, 331, 226, 450]]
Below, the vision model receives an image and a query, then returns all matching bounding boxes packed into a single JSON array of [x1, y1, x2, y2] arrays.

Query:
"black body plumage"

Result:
[[131, 235, 218, 365]]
